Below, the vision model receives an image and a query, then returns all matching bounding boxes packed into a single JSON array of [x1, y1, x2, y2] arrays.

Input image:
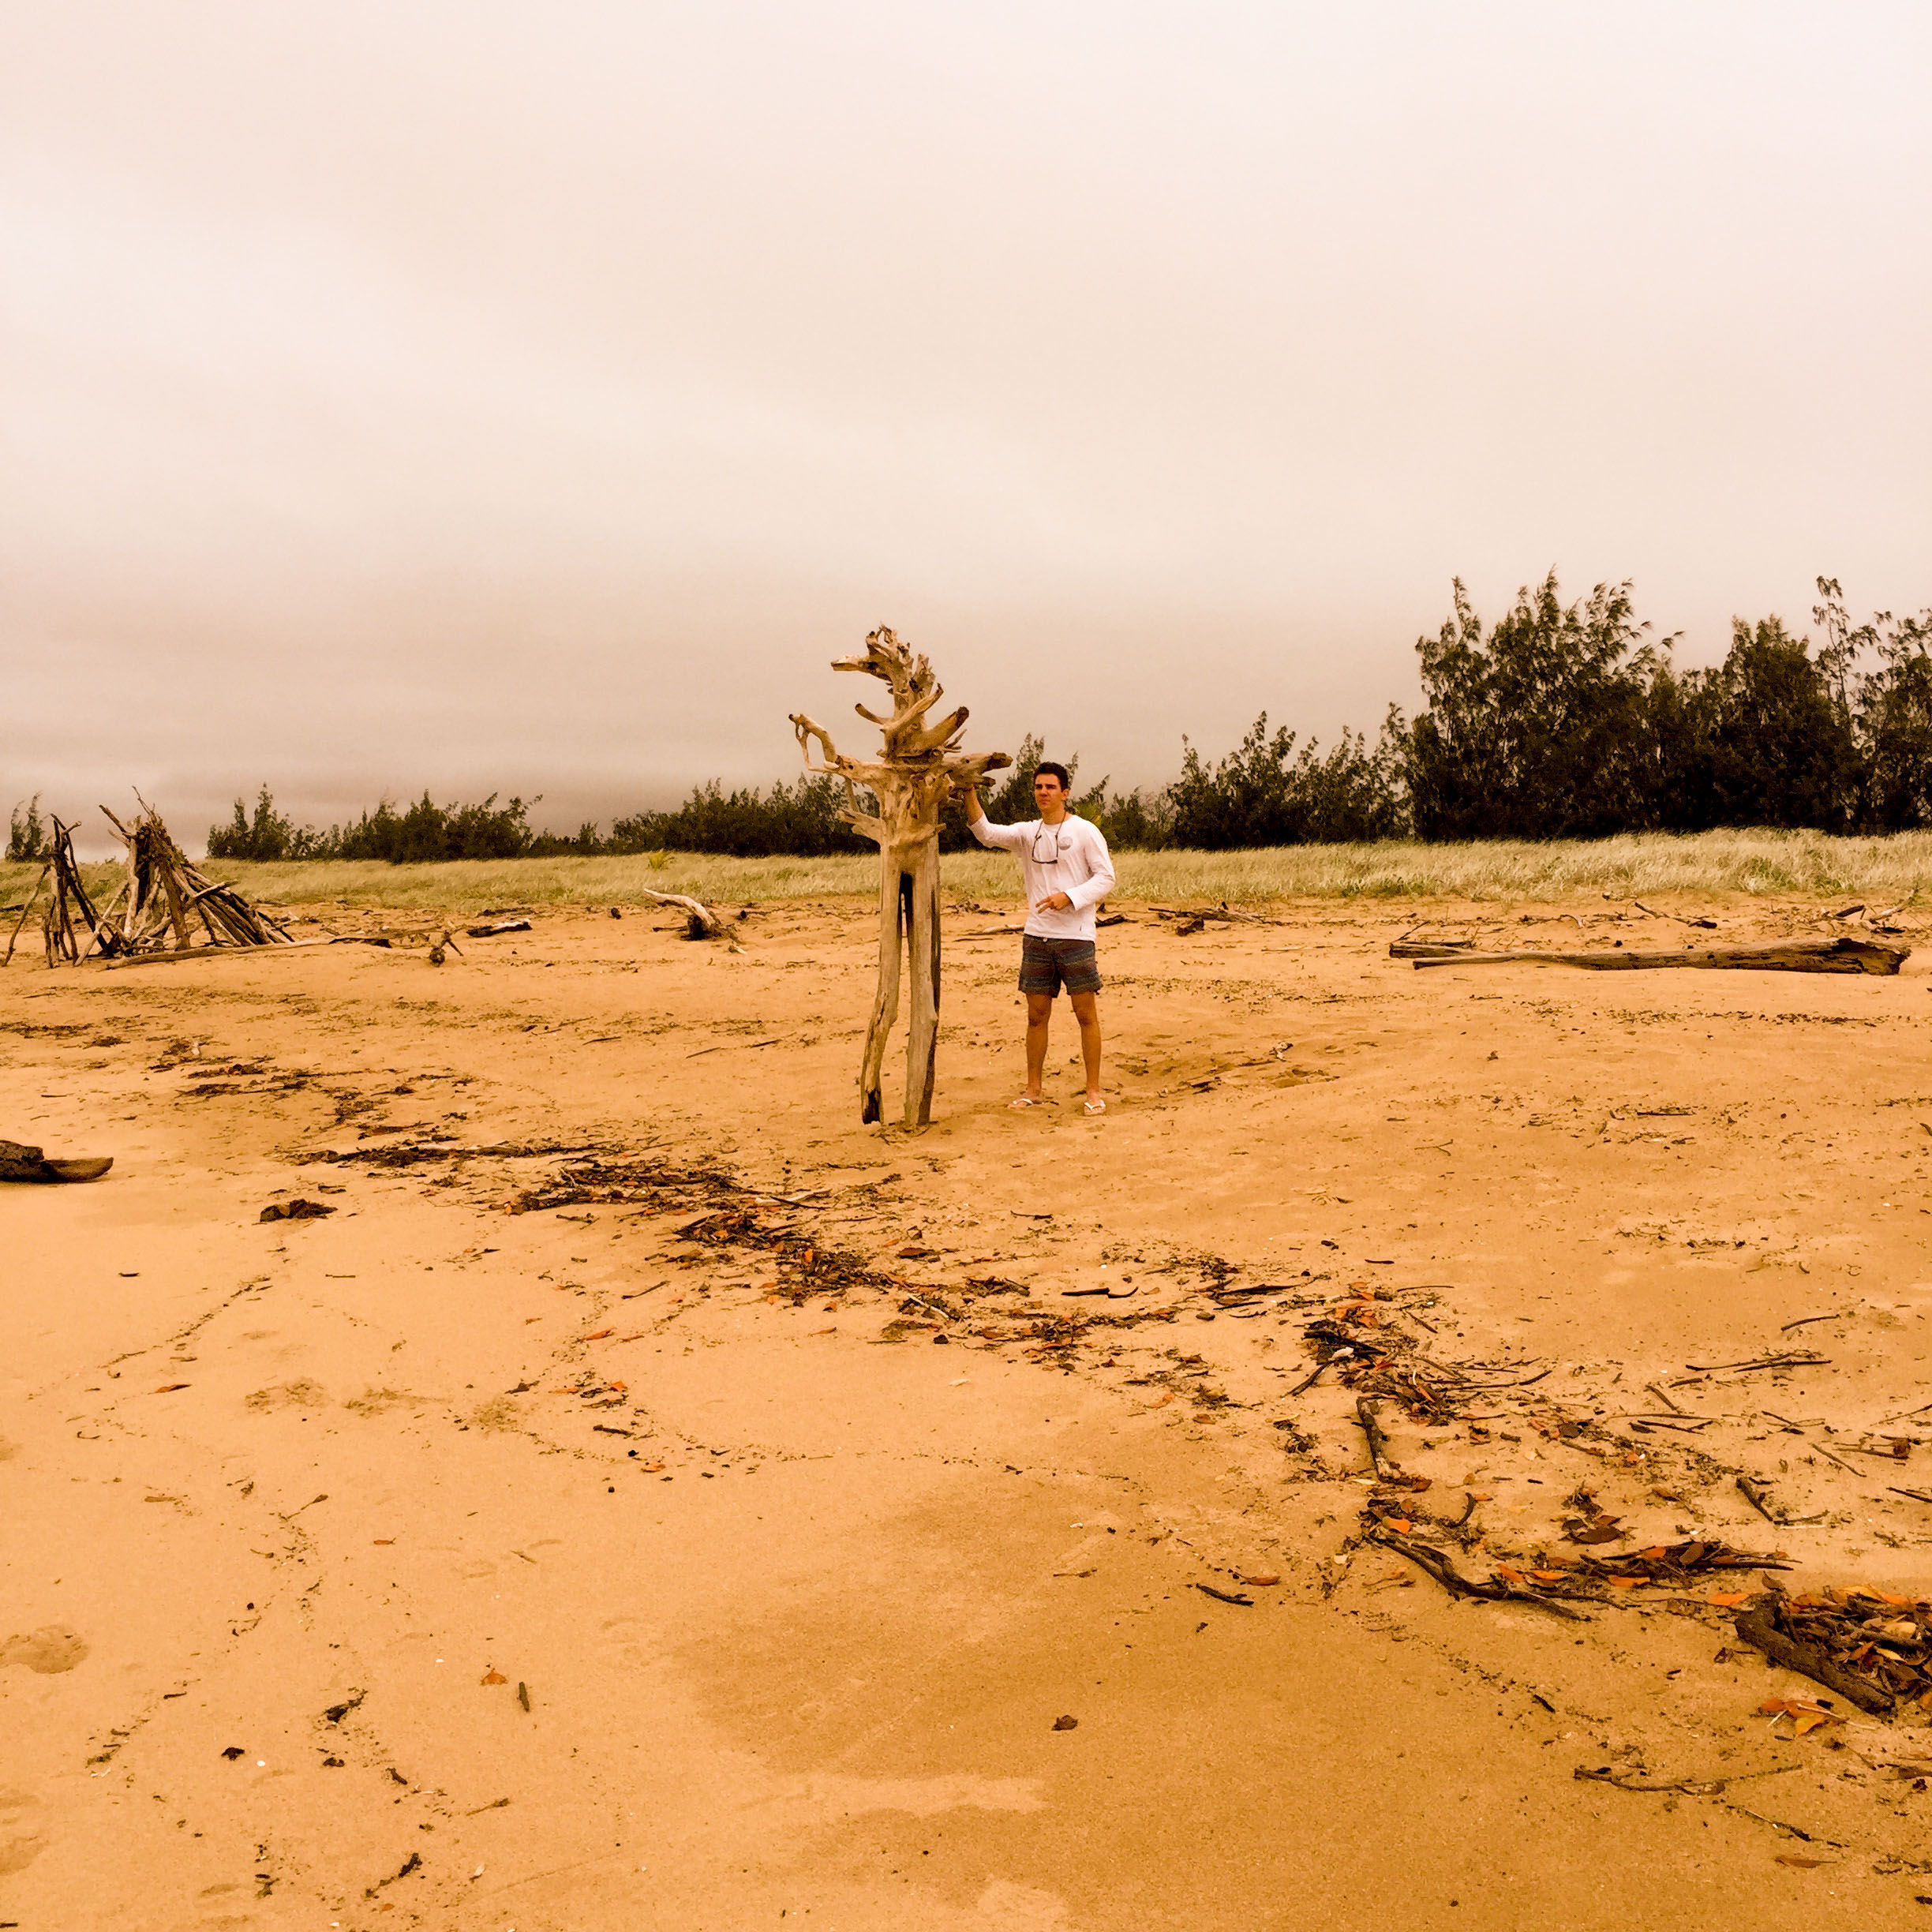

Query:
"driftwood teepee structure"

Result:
[[5, 799, 293, 966], [791, 627, 1009, 1126]]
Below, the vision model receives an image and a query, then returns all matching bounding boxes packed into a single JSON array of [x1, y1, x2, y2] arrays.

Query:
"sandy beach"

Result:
[[7, 891, 1932, 1930]]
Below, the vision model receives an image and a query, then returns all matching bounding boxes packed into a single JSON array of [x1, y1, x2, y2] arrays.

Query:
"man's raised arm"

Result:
[[961, 785, 1028, 850]]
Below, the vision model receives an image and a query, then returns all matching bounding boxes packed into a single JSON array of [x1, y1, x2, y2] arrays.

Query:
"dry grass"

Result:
[[6, 828, 1930, 922]]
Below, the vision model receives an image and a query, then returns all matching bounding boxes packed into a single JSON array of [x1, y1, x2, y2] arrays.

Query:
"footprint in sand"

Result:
[[974, 1880, 1070, 1929], [0, 1626, 89, 1674], [0, 1788, 47, 1876], [245, 1380, 329, 1410]]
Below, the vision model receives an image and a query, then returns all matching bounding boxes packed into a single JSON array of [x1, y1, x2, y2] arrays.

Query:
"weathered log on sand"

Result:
[[638, 889, 728, 939], [0, 1140, 112, 1183], [791, 627, 1009, 1128], [1408, 936, 1908, 975], [1389, 939, 1476, 959]]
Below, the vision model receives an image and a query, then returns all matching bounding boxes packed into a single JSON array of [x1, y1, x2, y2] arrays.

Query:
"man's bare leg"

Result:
[[1023, 992, 1054, 1099], [1069, 990, 1102, 1104]]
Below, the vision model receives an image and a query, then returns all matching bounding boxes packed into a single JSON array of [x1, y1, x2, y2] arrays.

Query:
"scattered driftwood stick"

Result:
[[1151, 903, 1277, 927], [1632, 900, 1718, 929], [1646, 1380, 1692, 1417], [1355, 1396, 1397, 1481], [1370, 1530, 1588, 1620], [1575, 1766, 1725, 1795], [1888, 1487, 1932, 1505], [1686, 1352, 1829, 1373], [1413, 937, 1908, 975], [1195, 1582, 1254, 1607], [1388, 939, 1475, 959], [1754, 1410, 1862, 1473], [1732, 1605, 1893, 1715], [1735, 1475, 1822, 1527], [1288, 1360, 1326, 1397], [1578, 1763, 1801, 1796]]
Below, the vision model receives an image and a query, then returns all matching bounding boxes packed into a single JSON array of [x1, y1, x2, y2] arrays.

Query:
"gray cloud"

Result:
[[4, 2, 1928, 848]]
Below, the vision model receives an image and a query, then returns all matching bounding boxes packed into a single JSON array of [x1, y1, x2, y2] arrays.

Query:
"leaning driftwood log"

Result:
[[791, 626, 1009, 1126], [2, 859, 52, 966], [1405, 937, 1908, 975], [39, 816, 108, 964]]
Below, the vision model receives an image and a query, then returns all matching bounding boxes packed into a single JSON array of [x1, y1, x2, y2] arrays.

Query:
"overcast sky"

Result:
[[5, 2, 1929, 846]]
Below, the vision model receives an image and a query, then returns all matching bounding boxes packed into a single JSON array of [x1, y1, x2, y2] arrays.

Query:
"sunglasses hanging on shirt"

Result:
[[1030, 823, 1072, 864]]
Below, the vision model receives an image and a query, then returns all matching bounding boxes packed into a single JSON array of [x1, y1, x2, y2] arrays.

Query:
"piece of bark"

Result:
[[1413, 937, 1908, 975]]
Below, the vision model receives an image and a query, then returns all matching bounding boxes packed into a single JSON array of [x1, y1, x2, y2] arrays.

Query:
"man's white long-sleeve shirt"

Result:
[[969, 813, 1116, 940]]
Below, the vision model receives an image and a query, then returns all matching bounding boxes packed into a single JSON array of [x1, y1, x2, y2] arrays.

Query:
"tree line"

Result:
[[13, 572, 1924, 867]]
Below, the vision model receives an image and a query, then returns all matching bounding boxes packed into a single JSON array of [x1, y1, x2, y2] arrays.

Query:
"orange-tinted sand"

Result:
[[6, 897, 1932, 1930]]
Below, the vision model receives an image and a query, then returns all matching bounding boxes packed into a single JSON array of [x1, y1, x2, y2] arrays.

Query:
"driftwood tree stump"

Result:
[[791, 627, 1009, 1126]]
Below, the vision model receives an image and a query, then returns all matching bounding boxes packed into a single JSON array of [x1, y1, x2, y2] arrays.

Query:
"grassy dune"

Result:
[[8, 827, 1932, 921]]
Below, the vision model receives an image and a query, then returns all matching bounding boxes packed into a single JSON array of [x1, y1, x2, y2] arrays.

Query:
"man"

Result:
[[963, 762, 1115, 1114]]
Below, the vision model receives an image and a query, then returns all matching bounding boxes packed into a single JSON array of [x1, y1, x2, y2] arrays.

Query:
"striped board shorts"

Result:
[[1018, 934, 1101, 997]]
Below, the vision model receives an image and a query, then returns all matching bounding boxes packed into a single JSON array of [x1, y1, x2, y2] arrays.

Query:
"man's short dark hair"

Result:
[[1035, 762, 1072, 792]]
